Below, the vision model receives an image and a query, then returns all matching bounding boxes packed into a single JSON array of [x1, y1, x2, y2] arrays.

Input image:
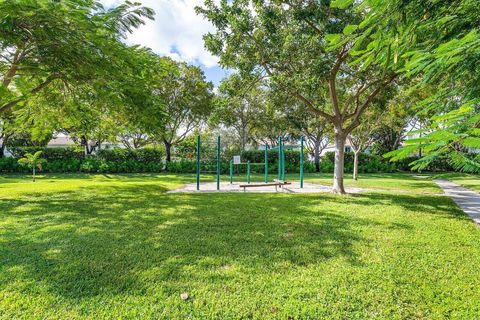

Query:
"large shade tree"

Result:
[[197, 0, 401, 193], [213, 74, 269, 151], [157, 59, 213, 162], [0, 0, 159, 155]]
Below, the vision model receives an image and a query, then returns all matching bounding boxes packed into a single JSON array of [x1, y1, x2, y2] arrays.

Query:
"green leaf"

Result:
[[325, 33, 342, 45], [461, 137, 480, 149], [343, 24, 358, 35], [330, 0, 353, 9]]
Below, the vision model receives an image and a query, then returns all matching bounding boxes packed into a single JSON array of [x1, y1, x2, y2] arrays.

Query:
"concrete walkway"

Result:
[[435, 179, 480, 225]]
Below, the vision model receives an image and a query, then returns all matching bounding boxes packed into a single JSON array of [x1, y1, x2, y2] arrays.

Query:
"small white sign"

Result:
[[233, 155, 241, 164]]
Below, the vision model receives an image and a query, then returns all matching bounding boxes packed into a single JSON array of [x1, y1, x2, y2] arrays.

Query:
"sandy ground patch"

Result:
[[169, 181, 365, 194]]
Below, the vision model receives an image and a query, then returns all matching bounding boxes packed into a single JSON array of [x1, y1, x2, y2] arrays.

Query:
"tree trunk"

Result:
[[314, 140, 321, 172], [164, 140, 172, 162], [332, 131, 346, 194], [353, 151, 359, 181], [81, 136, 90, 156], [32, 167, 36, 182], [0, 137, 6, 158], [241, 129, 247, 151]]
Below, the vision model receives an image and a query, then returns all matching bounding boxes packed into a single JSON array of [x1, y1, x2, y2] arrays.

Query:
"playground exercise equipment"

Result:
[[195, 135, 221, 191], [195, 135, 304, 191]]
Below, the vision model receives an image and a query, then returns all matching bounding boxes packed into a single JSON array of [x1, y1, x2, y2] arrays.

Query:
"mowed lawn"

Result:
[[1, 174, 480, 319], [228, 172, 442, 194]]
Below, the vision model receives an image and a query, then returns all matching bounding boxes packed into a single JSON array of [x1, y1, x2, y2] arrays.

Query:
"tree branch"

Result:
[[0, 74, 59, 114], [261, 62, 333, 121], [345, 73, 397, 133], [329, 44, 349, 119]]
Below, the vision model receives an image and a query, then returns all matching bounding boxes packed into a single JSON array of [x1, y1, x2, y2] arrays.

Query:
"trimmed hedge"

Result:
[[9, 146, 85, 161], [393, 155, 453, 172], [0, 147, 166, 174], [0, 157, 25, 173], [320, 152, 396, 174], [0, 146, 456, 174], [96, 148, 164, 163]]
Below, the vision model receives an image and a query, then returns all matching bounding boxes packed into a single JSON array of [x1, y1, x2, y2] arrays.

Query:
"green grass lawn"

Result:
[[228, 172, 442, 194], [1, 174, 479, 319]]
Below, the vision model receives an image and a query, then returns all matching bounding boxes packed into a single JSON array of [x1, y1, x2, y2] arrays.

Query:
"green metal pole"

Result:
[[264, 145, 268, 183], [196, 135, 200, 190], [281, 138, 285, 181], [277, 137, 281, 181], [247, 161, 251, 184], [300, 136, 304, 188], [216, 136, 220, 191], [229, 160, 233, 184]]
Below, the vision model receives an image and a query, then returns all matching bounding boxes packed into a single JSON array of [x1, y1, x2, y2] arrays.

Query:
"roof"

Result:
[[47, 136, 75, 147]]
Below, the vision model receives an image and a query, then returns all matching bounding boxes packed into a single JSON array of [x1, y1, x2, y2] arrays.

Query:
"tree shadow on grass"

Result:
[[350, 192, 469, 221], [0, 184, 465, 301]]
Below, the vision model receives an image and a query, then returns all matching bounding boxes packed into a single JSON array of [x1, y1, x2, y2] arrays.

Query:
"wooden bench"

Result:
[[239, 181, 286, 192]]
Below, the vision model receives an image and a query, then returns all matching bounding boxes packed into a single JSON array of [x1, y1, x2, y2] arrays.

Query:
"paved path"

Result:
[[435, 179, 480, 225]]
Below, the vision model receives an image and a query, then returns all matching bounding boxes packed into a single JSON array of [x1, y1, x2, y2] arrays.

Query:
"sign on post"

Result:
[[233, 155, 241, 164]]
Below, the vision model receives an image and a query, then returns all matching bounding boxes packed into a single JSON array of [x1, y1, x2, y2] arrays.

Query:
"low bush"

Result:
[[393, 155, 454, 172], [0, 147, 460, 174], [320, 152, 396, 174], [96, 148, 164, 163], [0, 157, 26, 173], [79, 158, 164, 173], [9, 146, 84, 161], [44, 159, 82, 173]]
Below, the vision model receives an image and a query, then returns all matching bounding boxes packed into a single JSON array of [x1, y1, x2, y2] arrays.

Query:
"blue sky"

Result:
[[100, 0, 227, 86]]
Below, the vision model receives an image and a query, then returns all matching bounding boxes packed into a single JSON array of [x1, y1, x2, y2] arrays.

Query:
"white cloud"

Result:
[[101, 0, 218, 68]]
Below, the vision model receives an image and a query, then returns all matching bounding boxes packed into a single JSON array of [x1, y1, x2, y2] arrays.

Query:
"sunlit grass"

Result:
[[224, 172, 442, 194], [0, 173, 479, 319]]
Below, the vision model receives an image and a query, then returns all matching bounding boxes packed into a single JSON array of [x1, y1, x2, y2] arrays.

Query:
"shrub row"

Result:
[[10, 146, 166, 162], [96, 148, 165, 162], [321, 152, 396, 174], [0, 147, 455, 174], [393, 155, 453, 172], [9, 146, 85, 160]]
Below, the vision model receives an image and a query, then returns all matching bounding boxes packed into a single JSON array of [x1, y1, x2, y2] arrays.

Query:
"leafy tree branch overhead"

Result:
[[0, 0, 154, 113]]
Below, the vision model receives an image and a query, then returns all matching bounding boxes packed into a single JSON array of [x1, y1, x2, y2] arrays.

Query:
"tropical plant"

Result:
[[18, 151, 46, 181]]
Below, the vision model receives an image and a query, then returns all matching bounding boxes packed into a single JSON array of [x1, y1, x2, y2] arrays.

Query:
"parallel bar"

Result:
[[264, 145, 268, 183], [216, 136, 220, 191], [196, 135, 200, 190], [300, 136, 304, 188]]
